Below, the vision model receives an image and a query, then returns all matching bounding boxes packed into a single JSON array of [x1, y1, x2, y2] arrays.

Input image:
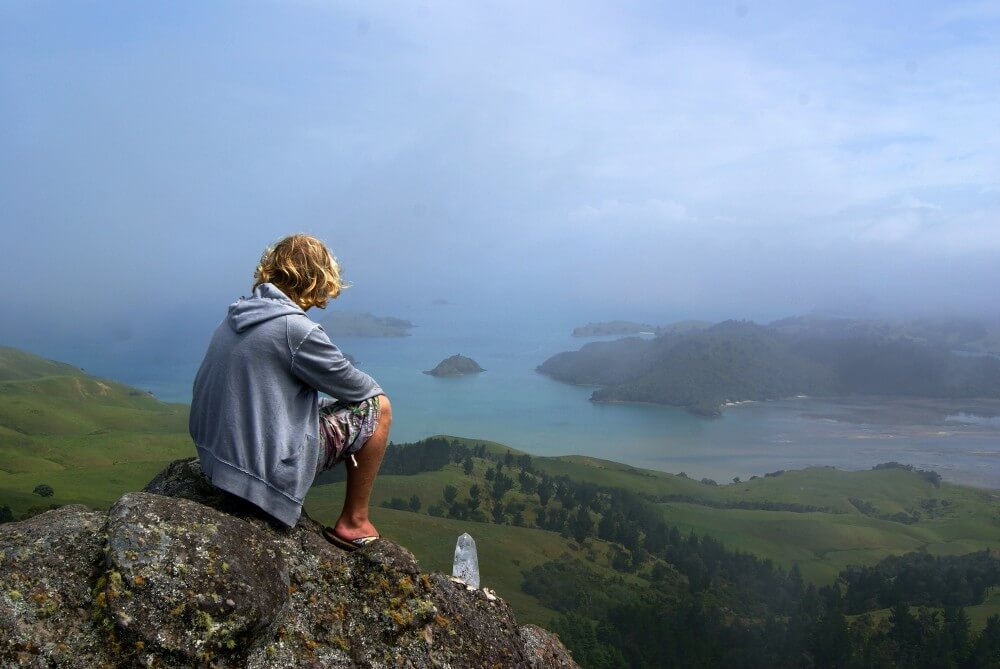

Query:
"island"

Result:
[[322, 311, 414, 337], [424, 354, 485, 377]]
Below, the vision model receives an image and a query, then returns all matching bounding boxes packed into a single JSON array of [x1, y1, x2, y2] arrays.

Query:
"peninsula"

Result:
[[540, 318, 1000, 417]]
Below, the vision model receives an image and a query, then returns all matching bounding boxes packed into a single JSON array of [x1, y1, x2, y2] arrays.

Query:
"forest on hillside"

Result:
[[317, 438, 1000, 668]]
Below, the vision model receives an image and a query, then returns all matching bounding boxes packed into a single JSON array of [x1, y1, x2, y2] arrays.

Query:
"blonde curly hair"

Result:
[[252, 234, 346, 310]]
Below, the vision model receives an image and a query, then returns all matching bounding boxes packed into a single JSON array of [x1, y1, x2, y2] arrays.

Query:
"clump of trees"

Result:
[[380, 494, 422, 512], [33, 484, 54, 498], [840, 550, 1000, 613], [873, 461, 943, 487]]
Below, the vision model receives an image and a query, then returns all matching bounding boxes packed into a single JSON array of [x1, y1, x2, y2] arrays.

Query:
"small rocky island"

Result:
[[323, 311, 414, 337], [424, 355, 485, 377]]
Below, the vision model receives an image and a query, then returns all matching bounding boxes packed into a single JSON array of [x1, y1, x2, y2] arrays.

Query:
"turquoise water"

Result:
[[109, 304, 1000, 489]]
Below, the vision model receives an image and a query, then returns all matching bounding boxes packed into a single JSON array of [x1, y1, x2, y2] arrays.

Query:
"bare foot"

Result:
[[332, 516, 379, 541]]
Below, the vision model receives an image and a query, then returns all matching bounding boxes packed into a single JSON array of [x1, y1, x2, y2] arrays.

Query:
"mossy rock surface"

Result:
[[0, 457, 577, 668]]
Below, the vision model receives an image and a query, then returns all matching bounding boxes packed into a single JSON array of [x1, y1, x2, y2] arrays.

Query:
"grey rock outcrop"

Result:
[[1, 457, 578, 668]]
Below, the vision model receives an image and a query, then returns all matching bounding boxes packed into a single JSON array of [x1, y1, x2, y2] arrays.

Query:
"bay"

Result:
[[93, 303, 1000, 489]]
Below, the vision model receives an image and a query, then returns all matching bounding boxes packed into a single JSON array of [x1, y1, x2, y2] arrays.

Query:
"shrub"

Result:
[[381, 497, 408, 511]]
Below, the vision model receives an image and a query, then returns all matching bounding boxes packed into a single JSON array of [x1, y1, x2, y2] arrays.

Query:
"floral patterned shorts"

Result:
[[316, 395, 381, 473]]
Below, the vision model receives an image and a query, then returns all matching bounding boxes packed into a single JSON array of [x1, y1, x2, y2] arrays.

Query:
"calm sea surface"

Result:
[[98, 305, 1000, 490]]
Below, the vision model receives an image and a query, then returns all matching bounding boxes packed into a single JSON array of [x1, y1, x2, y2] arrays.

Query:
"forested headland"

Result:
[[538, 318, 1000, 416]]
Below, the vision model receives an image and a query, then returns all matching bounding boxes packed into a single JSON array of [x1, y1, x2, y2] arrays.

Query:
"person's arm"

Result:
[[291, 325, 384, 402]]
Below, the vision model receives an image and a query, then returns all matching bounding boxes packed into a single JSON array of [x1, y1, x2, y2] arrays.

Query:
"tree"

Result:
[[0, 505, 13, 524], [492, 473, 514, 501], [443, 485, 458, 504], [570, 507, 594, 543], [538, 481, 553, 507], [408, 494, 422, 512], [381, 497, 408, 510], [969, 614, 1000, 667], [518, 470, 537, 494], [33, 484, 54, 498], [463, 456, 474, 476]]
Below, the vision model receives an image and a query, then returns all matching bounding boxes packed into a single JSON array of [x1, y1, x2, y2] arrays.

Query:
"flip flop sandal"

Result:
[[323, 526, 379, 552]]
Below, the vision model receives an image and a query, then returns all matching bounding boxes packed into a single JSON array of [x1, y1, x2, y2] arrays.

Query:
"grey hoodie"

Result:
[[189, 283, 383, 527]]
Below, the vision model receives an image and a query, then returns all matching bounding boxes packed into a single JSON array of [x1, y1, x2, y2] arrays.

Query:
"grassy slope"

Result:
[[0, 347, 997, 627], [0, 347, 194, 514], [490, 443, 999, 583]]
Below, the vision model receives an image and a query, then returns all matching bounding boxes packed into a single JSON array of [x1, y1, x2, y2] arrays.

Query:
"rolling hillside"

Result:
[[0, 346, 193, 515]]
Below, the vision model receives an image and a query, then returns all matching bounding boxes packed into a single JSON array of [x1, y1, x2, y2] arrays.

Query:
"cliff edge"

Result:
[[0, 458, 577, 668]]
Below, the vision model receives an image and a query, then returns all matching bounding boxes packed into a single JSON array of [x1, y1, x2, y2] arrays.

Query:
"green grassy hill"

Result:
[[0, 346, 193, 515]]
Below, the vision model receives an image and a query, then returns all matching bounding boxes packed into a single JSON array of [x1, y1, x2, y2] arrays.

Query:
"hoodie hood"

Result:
[[227, 283, 305, 333]]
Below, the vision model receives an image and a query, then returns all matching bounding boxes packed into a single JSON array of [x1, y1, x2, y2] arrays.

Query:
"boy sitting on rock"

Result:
[[189, 233, 391, 551]]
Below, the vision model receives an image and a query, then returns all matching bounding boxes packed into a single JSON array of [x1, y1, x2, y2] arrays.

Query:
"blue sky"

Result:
[[2, 1, 999, 355]]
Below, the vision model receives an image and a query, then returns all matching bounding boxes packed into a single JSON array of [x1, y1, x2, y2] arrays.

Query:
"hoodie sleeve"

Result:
[[290, 325, 384, 402]]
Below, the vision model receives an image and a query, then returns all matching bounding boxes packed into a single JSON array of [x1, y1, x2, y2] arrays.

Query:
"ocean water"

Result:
[[95, 304, 1000, 489]]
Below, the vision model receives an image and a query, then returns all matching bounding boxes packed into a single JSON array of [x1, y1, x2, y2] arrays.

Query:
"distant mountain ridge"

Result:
[[571, 320, 712, 338], [772, 314, 1000, 355], [538, 318, 1000, 416]]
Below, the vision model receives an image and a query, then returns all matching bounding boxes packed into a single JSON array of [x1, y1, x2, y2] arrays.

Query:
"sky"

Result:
[[2, 1, 999, 362]]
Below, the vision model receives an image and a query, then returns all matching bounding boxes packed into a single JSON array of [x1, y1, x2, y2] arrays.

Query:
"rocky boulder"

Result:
[[1, 458, 578, 668]]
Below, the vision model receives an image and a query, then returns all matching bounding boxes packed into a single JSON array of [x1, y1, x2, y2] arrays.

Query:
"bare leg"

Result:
[[333, 394, 392, 541]]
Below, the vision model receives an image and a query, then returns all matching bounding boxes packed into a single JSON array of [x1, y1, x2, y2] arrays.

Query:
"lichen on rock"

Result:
[[0, 457, 578, 668]]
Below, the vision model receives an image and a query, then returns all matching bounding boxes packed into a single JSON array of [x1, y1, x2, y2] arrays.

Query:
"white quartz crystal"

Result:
[[451, 532, 480, 588]]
